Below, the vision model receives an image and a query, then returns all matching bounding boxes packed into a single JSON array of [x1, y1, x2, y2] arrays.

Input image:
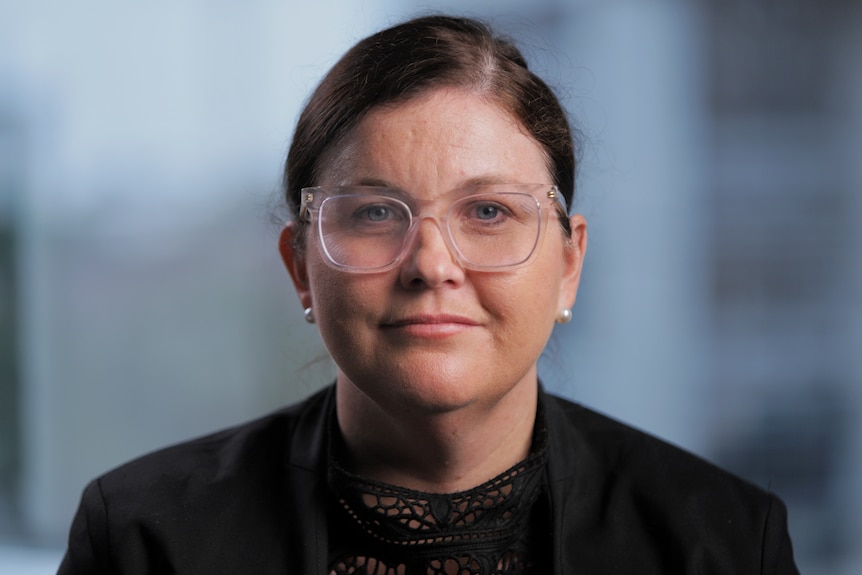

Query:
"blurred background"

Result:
[[1, 0, 860, 573]]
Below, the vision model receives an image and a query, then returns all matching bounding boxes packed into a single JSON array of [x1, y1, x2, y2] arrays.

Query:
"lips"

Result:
[[382, 314, 480, 338], [384, 314, 479, 327]]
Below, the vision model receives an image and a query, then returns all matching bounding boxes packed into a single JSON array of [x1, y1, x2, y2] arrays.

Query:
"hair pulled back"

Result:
[[284, 15, 578, 236]]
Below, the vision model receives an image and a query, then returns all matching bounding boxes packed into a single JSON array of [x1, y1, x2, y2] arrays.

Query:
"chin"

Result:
[[400, 386, 478, 415], [340, 351, 530, 416], [386, 366, 514, 416]]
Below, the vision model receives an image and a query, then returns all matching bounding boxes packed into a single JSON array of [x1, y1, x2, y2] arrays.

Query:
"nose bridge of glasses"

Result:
[[405, 212, 458, 256]]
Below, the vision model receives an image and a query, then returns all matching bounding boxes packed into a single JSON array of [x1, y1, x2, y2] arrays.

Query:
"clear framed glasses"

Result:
[[299, 183, 567, 273]]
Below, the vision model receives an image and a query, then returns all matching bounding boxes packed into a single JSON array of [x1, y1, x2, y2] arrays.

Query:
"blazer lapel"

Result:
[[285, 385, 335, 574]]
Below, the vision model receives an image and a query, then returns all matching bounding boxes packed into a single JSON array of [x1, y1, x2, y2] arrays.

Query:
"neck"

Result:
[[335, 375, 538, 493]]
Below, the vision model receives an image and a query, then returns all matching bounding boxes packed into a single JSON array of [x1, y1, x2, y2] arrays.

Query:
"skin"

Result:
[[280, 88, 587, 492]]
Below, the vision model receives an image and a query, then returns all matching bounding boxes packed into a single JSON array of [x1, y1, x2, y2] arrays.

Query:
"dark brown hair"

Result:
[[283, 15, 578, 239]]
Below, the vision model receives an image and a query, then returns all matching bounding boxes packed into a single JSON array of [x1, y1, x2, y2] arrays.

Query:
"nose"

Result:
[[399, 217, 466, 289]]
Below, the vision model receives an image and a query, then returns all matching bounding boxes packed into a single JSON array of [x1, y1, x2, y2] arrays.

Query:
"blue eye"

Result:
[[476, 204, 500, 220], [360, 205, 392, 221]]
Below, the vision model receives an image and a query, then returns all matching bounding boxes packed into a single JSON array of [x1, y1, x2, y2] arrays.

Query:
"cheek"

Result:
[[309, 276, 363, 363], [307, 262, 387, 338], [311, 270, 356, 316], [478, 270, 557, 339], [514, 251, 568, 327]]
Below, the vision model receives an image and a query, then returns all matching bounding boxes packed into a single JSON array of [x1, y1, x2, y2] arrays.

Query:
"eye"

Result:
[[466, 201, 512, 223], [453, 193, 536, 231], [475, 204, 501, 220], [358, 204, 393, 222]]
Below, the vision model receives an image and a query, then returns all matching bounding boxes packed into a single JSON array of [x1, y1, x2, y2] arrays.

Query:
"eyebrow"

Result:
[[352, 177, 396, 188], [348, 174, 521, 191], [460, 175, 516, 187]]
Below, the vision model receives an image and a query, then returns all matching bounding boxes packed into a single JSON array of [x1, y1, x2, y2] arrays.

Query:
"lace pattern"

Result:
[[329, 549, 532, 575], [327, 406, 549, 575], [331, 451, 545, 549]]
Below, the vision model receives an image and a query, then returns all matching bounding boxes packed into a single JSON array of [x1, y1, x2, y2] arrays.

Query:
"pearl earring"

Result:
[[556, 308, 572, 324], [303, 307, 315, 324]]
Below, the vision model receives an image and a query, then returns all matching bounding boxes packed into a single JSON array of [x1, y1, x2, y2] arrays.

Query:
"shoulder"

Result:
[[86, 386, 333, 539], [542, 393, 798, 573], [543, 392, 762, 497], [60, 387, 334, 574]]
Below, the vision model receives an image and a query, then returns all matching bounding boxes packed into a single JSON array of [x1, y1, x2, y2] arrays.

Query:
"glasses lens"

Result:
[[318, 195, 411, 269], [309, 186, 552, 272], [448, 192, 542, 268]]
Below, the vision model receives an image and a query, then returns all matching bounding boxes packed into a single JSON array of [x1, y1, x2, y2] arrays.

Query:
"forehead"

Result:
[[318, 88, 551, 195]]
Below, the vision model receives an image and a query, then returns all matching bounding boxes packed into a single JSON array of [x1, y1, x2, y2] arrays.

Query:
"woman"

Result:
[[59, 15, 799, 575]]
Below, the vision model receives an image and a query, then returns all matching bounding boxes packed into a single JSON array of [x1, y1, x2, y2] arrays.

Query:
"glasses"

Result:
[[300, 183, 567, 273]]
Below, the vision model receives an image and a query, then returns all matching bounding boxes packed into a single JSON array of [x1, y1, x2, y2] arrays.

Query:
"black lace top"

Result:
[[326, 411, 550, 575]]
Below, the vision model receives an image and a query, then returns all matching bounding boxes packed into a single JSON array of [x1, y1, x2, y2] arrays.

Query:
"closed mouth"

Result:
[[383, 314, 479, 327]]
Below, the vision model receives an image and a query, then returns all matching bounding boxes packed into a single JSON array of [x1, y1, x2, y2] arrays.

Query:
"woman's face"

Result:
[[281, 88, 586, 415]]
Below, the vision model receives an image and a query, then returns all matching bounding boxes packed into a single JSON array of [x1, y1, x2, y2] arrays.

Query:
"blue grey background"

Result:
[[1, 1, 859, 573]]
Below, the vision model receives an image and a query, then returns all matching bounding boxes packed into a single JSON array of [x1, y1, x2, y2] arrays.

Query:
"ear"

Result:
[[557, 214, 588, 312], [278, 223, 313, 310]]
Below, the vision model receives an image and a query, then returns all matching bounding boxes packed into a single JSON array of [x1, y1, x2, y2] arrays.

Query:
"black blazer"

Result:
[[59, 386, 799, 574]]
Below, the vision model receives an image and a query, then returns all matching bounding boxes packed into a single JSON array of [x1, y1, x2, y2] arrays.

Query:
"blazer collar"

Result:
[[287, 384, 335, 472]]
